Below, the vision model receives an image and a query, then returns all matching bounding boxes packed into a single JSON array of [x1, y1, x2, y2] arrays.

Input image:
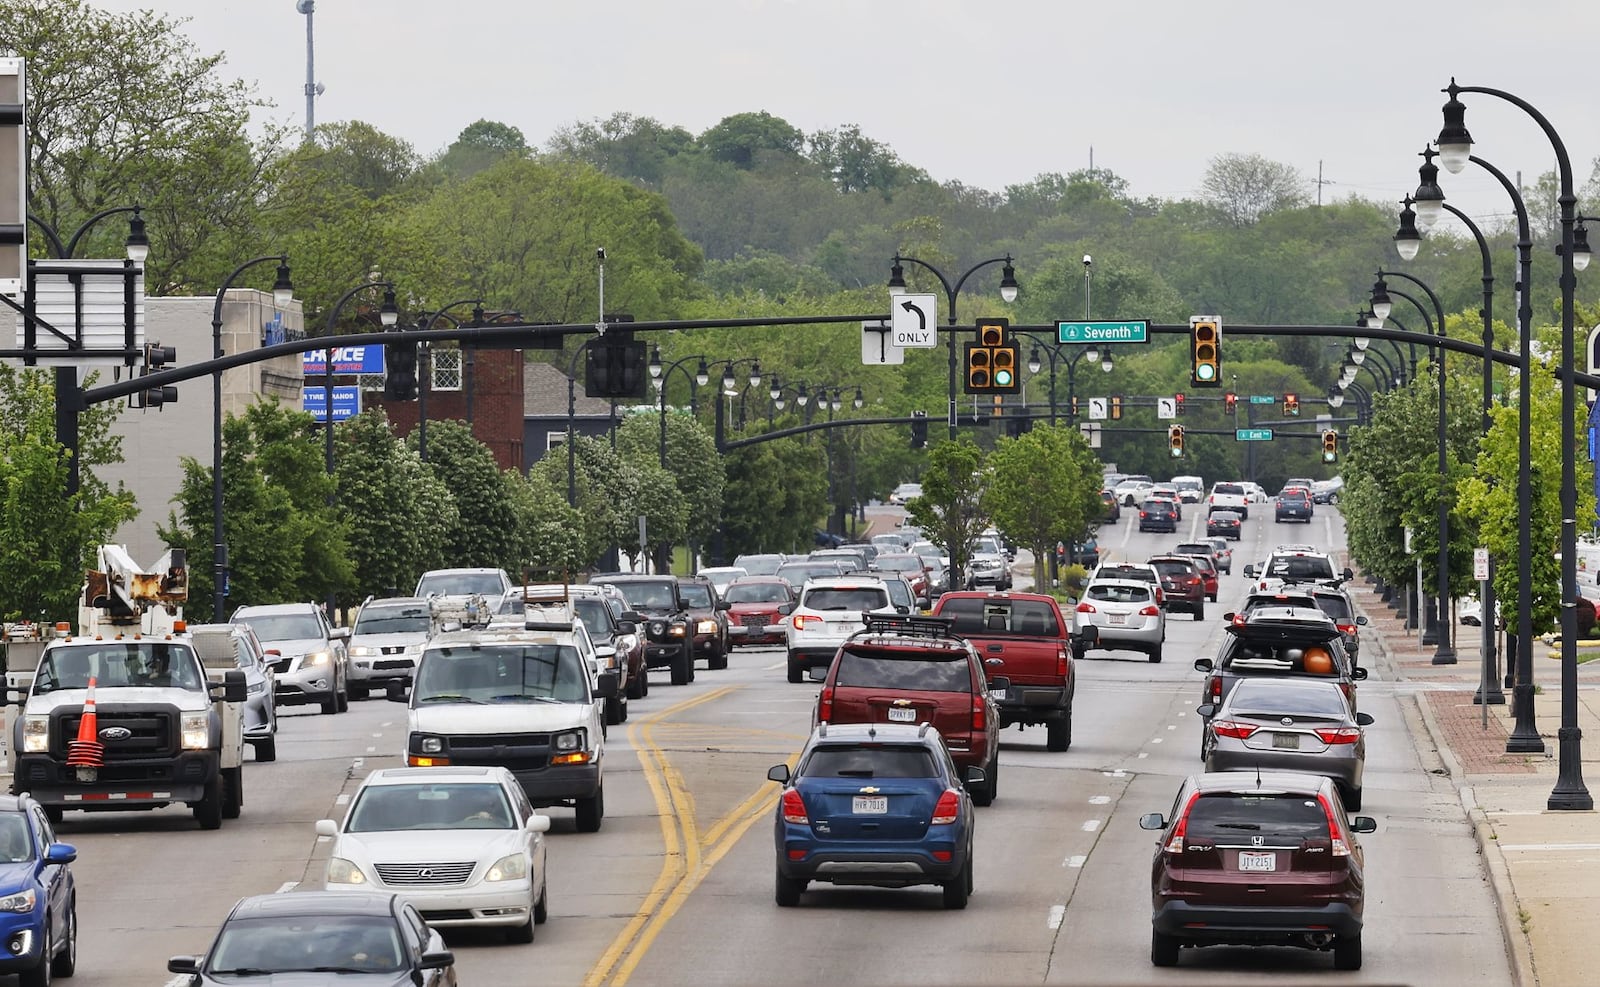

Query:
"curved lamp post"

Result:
[[322, 281, 398, 480], [414, 299, 483, 462], [888, 254, 1019, 439], [648, 348, 711, 468], [1025, 341, 1110, 424]]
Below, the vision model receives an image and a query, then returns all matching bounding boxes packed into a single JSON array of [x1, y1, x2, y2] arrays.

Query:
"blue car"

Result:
[[0, 794, 78, 986], [766, 722, 981, 910]]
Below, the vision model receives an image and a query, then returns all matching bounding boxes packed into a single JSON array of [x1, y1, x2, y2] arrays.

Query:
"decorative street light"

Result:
[[1025, 340, 1105, 425], [888, 253, 1019, 440], [414, 299, 483, 462], [649, 348, 711, 467], [322, 281, 398, 480]]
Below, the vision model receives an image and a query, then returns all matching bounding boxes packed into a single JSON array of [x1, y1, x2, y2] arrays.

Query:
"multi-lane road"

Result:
[[40, 506, 1512, 986]]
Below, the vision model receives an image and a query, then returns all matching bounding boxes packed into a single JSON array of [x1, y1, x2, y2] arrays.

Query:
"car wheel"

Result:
[[349, 682, 368, 702], [972, 751, 997, 807], [605, 695, 623, 726], [320, 688, 339, 715], [222, 766, 243, 820], [335, 684, 349, 713], [19, 918, 50, 987], [942, 856, 972, 910], [253, 734, 277, 763], [1334, 932, 1362, 970], [1339, 784, 1363, 812], [1071, 642, 1087, 662], [575, 785, 604, 833], [1151, 929, 1180, 967], [506, 910, 535, 944], [1046, 711, 1072, 752], [534, 879, 549, 925], [1329, 493, 1341, 505], [1148, 644, 1163, 664], [50, 897, 75, 977], [626, 668, 645, 700], [775, 867, 806, 907], [194, 773, 224, 830], [1193, 604, 1204, 621], [786, 657, 804, 685]]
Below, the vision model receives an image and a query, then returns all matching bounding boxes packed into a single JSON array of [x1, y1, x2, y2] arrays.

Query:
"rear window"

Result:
[[1266, 556, 1336, 581], [1142, 500, 1174, 512], [803, 587, 889, 612], [724, 582, 790, 604], [1185, 793, 1329, 842], [1214, 484, 1245, 495], [678, 583, 713, 608], [1099, 566, 1155, 583], [1227, 680, 1349, 717], [876, 556, 922, 573], [1151, 560, 1196, 577], [1222, 638, 1342, 672], [1087, 584, 1151, 604], [835, 650, 971, 691], [938, 597, 1061, 637], [800, 745, 937, 779], [1314, 595, 1352, 621]]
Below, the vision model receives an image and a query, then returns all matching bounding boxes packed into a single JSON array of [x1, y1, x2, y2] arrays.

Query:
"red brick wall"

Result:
[[378, 348, 525, 472]]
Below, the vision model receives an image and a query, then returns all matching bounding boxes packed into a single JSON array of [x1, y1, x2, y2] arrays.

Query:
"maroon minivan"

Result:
[[1138, 771, 1377, 970]]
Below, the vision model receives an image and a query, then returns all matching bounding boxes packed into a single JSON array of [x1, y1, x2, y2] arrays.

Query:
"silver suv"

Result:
[[189, 623, 278, 761], [1072, 576, 1167, 663], [230, 603, 350, 714], [347, 597, 431, 700], [784, 575, 900, 683]]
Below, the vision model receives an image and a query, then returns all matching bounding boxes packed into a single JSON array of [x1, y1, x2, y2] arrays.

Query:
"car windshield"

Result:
[[33, 641, 203, 693], [734, 555, 784, 576], [801, 745, 937, 779], [913, 544, 941, 560], [1184, 793, 1330, 843], [237, 614, 322, 641], [724, 582, 790, 604], [207, 914, 405, 976], [1228, 680, 1350, 718], [0, 814, 34, 862], [1087, 583, 1151, 604], [346, 781, 515, 832], [939, 597, 1061, 636], [877, 556, 921, 573], [803, 588, 889, 612], [678, 583, 713, 608], [416, 572, 504, 597], [352, 607, 429, 636], [574, 598, 612, 637], [976, 538, 1003, 555], [835, 651, 969, 691], [1267, 556, 1336, 581], [604, 581, 677, 610], [414, 644, 589, 703]]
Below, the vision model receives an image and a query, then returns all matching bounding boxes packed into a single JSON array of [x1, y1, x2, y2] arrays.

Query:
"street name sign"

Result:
[[1057, 320, 1148, 344], [891, 293, 937, 347], [1235, 427, 1273, 441], [1249, 394, 1276, 405]]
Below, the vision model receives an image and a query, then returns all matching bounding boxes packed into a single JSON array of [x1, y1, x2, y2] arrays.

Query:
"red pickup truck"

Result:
[[930, 591, 1082, 752]]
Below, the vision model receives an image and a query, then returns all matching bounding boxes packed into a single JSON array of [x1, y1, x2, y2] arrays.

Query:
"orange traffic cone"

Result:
[[66, 676, 104, 769]]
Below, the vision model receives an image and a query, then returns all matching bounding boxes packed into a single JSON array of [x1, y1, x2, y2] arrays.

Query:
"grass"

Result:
[[1518, 906, 1533, 935]]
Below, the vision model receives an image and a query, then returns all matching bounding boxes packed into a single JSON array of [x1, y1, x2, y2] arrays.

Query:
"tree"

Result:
[[504, 470, 586, 575], [718, 439, 828, 557], [616, 413, 723, 551], [305, 121, 421, 199], [544, 112, 695, 186], [334, 409, 457, 597], [437, 119, 529, 180], [699, 112, 805, 169], [528, 436, 627, 571], [1200, 153, 1308, 227], [905, 439, 987, 588], [414, 420, 520, 571], [807, 125, 929, 195], [984, 425, 1102, 589]]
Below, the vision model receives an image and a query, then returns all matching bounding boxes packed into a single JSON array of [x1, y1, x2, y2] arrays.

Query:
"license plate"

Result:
[[1107, 614, 1127, 625], [887, 707, 917, 722], [1272, 732, 1300, 750], [1238, 851, 1277, 872], [852, 795, 888, 814]]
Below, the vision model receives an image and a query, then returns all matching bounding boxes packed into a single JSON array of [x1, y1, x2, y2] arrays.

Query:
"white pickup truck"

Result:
[[1206, 481, 1252, 519]]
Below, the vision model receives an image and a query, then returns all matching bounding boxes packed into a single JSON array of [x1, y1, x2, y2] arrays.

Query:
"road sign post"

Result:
[[1057, 320, 1148, 344], [860, 319, 903, 365]]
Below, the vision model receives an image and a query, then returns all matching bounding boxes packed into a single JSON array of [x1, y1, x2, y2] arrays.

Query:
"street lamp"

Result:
[[888, 253, 1019, 439], [1436, 79, 1589, 809], [1025, 340, 1103, 424], [649, 348, 710, 467], [414, 299, 483, 462], [209, 255, 294, 619], [322, 281, 398, 481]]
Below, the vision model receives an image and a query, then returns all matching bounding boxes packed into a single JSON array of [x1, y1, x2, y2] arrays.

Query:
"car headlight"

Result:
[[0, 888, 35, 913], [246, 680, 266, 695], [23, 716, 48, 753], [326, 857, 367, 885], [553, 731, 582, 752], [307, 651, 331, 666], [485, 852, 528, 882], [696, 619, 717, 634], [419, 736, 444, 755], [180, 712, 209, 751], [668, 622, 686, 637], [349, 646, 376, 657]]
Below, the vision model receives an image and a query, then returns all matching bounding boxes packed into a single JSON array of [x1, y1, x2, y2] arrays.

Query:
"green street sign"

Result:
[[1236, 428, 1274, 441], [1057, 320, 1149, 344], [1248, 395, 1276, 405]]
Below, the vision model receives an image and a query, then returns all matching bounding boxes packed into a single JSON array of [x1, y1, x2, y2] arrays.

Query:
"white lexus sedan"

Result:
[[318, 766, 551, 942]]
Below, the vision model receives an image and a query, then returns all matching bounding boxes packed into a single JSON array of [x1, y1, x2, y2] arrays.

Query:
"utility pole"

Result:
[[297, 1, 321, 142]]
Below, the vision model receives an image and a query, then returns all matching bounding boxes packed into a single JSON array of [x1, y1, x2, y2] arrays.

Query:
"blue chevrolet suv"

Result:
[[0, 794, 77, 986], [766, 722, 982, 910]]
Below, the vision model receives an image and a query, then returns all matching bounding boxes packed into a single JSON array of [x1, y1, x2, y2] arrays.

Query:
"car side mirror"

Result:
[[715, 600, 731, 611], [167, 956, 201, 975], [766, 764, 791, 784], [1193, 658, 1214, 673], [621, 610, 642, 623], [387, 681, 410, 703], [1342, 568, 1354, 581], [895, 605, 910, 615], [1222, 612, 1236, 622], [43, 842, 76, 865], [419, 949, 455, 971], [595, 672, 619, 699], [1196, 703, 1215, 719], [526, 813, 552, 833], [1349, 815, 1377, 833], [989, 676, 1010, 693], [1138, 812, 1166, 831], [777, 603, 794, 616], [806, 666, 828, 683], [616, 620, 637, 635], [1351, 667, 1368, 681], [1355, 615, 1368, 626], [315, 818, 338, 837], [1243, 565, 1256, 578], [1356, 712, 1375, 727], [211, 670, 247, 703], [964, 766, 987, 787]]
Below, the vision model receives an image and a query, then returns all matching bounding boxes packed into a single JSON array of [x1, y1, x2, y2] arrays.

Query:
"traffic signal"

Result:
[[1284, 392, 1300, 416], [1174, 393, 1186, 416], [141, 340, 175, 375], [1224, 391, 1238, 415], [384, 339, 419, 401], [910, 410, 928, 449], [1190, 317, 1221, 387], [1110, 395, 1123, 420], [585, 334, 648, 398], [1070, 396, 1079, 418], [1322, 429, 1339, 463], [134, 341, 178, 409], [963, 319, 1020, 393], [1168, 424, 1184, 458]]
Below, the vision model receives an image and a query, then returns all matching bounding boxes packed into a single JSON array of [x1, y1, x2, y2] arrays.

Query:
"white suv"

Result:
[[1244, 549, 1352, 590], [784, 575, 900, 683]]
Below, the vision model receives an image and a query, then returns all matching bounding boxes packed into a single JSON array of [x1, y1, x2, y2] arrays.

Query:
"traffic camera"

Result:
[[1189, 317, 1221, 387], [1322, 429, 1339, 463], [1168, 424, 1184, 458]]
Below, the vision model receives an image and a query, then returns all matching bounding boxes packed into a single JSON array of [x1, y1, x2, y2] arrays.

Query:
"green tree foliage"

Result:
[[436, 119, 529, 181], [504, 470, 586, 576], [718, 439, 828, 556], [905, 439, 987, 585], [1200, 153, 1309, 227], [414, 420, 520, 571], [334, 410, 456, 597], [699, 112, 805, 168], [984, 425, 1103, 588], [528, 435, 628, 570], [615, 412, 723, 547], [306, 121, 421, 199], [807, 125, 929, 196], [159, 402, 353, 621], [545, 112, 696, 187]]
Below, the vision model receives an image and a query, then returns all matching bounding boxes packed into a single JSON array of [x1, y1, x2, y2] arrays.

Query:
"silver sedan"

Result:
[[1198, 677, 1373, 810]]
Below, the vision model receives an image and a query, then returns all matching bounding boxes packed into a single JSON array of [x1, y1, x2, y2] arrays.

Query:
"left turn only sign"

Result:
[[891, 294, 938, 348]]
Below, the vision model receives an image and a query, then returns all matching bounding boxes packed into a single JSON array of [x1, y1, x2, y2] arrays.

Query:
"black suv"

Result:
[[590, 574, 696, 685], [1138, 498, 1179, 534], [677, 574, 731, 670]]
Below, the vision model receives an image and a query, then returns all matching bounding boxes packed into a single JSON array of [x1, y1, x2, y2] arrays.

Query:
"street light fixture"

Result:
[[1394, 197, 1423, 262], [1369, 277, 1393, 322], [1412, 147, 1447, 232]]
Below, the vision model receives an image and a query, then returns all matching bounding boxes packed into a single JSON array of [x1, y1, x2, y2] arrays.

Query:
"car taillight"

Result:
[[781, 789, 809, 825], [1315, 727, 1362, 745], [1139, 605, 1161, 616], [1187, 577, 1201, 586], [932, 789, 961, 825], [1076, 601, 1096, 614], [1318, 793, 1351, 856], [792, 614, 822, 630], [1338, 623, 1356, 636], [817, 687, 833, 722], [1164, 792, 1198, 854], [1232, 612, 1248, 627], [1139, 510, 1149, 518], [1207, 675, 1222, 704], [971, 694, 986, 731], [1056, 647, 1069, 677], [1210, 719, 1259, 739]]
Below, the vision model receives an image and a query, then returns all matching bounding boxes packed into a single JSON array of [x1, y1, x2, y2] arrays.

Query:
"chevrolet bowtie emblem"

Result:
[[892, 699, 912, 706], [859, 787, 880, 794]]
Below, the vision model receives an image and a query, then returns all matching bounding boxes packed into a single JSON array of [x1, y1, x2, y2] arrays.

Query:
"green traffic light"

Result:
[[994, 369, 1013, 387], [1196, 364, 1216, 381]]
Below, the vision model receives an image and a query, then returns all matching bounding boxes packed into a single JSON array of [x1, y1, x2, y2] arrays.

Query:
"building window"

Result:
[[546, 431, 567, 452], [432, 346, 462, 391]]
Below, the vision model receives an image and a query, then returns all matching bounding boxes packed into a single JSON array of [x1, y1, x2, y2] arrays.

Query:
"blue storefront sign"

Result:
[[303, 345, 385, 375], [303, 385, 362, 423]]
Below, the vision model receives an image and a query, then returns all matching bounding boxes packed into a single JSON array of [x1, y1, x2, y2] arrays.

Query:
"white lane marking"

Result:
[[335, 793, 350, 806], [1082, 819, 1101, 832], [1138, 751, 1150, 758], [1088, 795, 1110, 805], [764, 662, 785, 671], [1176, 709, 1186, 716], [351, 758, 364, 770], [381, 721, 393, 727], [1499, 843, 1600, 852], [371, 732, 383, 738], [1167, 724, 1177, 731], [1047, 904, 1066, 929], [1063, 855, 1086, 868], [1150, 737, 1163, 744], [366, 746, 376, 753], [1101, 769, 1128, 778], [275, 881, 298, 894]]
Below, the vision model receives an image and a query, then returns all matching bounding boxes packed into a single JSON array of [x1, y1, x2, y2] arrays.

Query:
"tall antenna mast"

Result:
[[296, 1, 322, 142]]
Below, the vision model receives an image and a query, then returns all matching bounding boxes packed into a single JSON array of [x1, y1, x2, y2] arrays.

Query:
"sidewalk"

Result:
[[1347, 570, 1600, 987]]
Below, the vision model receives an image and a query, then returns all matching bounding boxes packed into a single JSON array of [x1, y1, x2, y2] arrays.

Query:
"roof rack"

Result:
[[858, 614, 960, 640]]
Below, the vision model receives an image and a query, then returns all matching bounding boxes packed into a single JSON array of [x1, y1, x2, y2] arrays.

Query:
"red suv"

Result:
[[1148, 555, 1206, 620], [1138, 771, 1377, 970], [814, 615, 1002, 806]]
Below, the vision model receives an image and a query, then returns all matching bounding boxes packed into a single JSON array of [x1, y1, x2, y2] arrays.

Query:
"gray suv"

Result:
[[346, 597, 431, 700], [230, 603, 350, 714]]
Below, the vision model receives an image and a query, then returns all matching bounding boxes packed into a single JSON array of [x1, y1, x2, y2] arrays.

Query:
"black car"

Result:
[[1138, 498, 1179, 534], [1206, 510, 1243, 540], [590, 574, 697, 685], [169, 890, 455, 986]]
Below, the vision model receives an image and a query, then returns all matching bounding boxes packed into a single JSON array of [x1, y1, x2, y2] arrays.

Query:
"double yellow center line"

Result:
[[584, 685, 792, 986]]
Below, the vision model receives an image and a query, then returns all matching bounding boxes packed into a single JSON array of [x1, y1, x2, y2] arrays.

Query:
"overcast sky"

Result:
[[89, 0, 1599, 234]]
